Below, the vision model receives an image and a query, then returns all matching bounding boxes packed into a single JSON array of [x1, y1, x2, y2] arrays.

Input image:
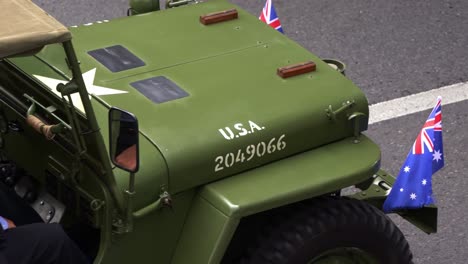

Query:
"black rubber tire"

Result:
[[241, 197, 413, 264]]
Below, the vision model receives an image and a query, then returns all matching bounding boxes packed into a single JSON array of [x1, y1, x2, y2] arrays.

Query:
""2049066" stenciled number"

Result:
[[214, 134, 287, 172]]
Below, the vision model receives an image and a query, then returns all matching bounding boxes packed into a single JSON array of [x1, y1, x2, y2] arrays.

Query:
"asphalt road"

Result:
[[33, 0, 468, 263]]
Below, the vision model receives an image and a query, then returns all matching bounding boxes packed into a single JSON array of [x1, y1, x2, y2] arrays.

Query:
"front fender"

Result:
[[171, 135, 380, 264]]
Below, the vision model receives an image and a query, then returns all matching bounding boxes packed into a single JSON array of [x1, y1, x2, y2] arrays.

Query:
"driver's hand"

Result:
[[6, 218, 15, 229], [0, 216, 16, 229]]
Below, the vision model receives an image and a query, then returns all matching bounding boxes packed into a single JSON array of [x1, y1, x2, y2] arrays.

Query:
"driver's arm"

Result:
[[0, 216, 16, 230]]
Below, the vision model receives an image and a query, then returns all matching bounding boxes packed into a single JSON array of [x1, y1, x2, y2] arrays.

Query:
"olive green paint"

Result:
[[0, 0, 437, 263], [171, 195, 238, 264], [12, 0, 368, 199], [101, 190, 196, 264], [200, 135, 380, 218], [173, 135, 380, 263]]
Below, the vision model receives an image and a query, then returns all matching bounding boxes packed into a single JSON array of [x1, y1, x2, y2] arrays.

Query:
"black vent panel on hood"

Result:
[[130, 76, 189, 104], [88, 45, 145, 72]]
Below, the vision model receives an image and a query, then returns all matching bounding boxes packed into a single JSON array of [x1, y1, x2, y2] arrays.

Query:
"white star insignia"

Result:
[[34, 68, 127, 113], [404, 166, 411, 173], [400, 188, 404, 192], [410, 193, 417, 200], [433, 150, 443, 162], [422, 179, 427, 186]]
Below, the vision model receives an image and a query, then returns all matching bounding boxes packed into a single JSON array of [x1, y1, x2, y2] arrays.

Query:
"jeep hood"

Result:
[[10, 0, 369, 193]]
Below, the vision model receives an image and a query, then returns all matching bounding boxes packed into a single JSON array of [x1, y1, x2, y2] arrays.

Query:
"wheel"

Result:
[[241, 197, 413, 264]]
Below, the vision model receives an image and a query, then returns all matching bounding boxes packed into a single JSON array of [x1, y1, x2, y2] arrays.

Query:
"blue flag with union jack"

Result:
[[259, 0, 284, 33], [383, 97, 444, 213]]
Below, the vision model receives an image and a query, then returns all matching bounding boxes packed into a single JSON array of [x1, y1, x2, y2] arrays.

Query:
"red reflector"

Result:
[[200, 9, 238, 25], [277, 61, 316, 79]]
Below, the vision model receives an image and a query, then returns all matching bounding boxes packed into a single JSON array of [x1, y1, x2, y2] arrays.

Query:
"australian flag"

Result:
[[259, 0, 284, 33], [383, 97, 444, 212]]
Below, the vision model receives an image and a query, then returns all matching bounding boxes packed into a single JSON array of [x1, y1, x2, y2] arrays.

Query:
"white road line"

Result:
[[369, 81, 468, 124]]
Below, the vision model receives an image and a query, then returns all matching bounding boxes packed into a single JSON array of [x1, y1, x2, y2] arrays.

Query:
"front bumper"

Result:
[[350, 169, 437, 234]]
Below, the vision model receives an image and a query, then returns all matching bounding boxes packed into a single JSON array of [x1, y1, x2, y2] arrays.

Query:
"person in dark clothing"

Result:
[[0, 216, 90, 264]]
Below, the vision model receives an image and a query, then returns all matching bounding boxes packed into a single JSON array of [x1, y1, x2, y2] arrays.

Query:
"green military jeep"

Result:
[[0, 0, 436, 263]]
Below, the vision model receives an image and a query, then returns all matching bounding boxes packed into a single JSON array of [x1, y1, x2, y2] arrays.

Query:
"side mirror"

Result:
[[109, 107, 139, 173]]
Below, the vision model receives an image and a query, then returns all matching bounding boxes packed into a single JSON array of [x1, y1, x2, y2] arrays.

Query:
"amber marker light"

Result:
[[200, 9, 238, 25], [277, 61, 317, 79]]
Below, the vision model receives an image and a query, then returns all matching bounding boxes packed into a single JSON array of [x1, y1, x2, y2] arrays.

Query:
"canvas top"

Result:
[[0, 0, 71, 58]]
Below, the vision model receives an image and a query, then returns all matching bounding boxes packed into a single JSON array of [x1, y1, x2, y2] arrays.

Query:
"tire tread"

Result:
[[241, 197, 413, 264]]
